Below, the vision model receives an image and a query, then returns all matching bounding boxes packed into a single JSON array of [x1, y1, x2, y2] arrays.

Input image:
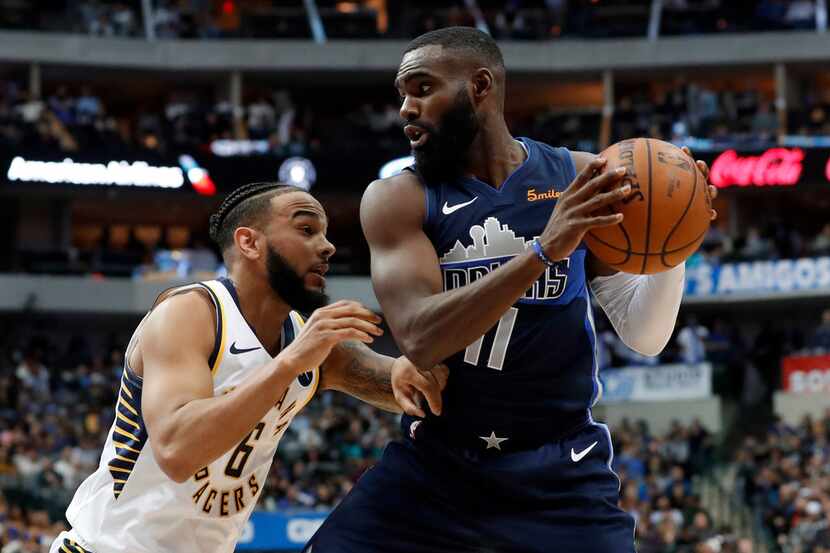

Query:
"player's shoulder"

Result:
[[524, 137, 592, 172], [361, 170, 426, 224], [365, 169, 424, 198], [143, 286, 216, 346]]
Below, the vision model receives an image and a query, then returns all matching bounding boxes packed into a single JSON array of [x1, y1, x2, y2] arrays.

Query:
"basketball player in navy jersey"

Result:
[[305, 28, 718, 553]]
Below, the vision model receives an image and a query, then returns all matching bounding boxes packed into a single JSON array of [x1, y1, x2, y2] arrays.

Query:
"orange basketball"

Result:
[[583, 138, 712, 275]]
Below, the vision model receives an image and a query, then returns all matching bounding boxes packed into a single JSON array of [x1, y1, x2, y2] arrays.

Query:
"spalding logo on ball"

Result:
[[583, 138, 712, 275]]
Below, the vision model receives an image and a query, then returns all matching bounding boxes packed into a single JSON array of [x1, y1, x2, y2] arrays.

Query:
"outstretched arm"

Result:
[[361, 161, 628, 369], [320, 340, 448, 416], [573, 149, 717, 356]]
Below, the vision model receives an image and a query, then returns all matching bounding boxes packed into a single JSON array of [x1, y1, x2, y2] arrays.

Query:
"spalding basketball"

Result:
[[583, 138, 712, 275]]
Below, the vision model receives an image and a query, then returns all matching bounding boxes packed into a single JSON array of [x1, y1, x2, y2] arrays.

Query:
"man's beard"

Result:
[[412, 87, 480, 184], [266, 245, 329, 314]]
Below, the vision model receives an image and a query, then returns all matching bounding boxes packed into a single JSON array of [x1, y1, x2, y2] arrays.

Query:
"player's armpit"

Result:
[[586, 252, 618, 278]]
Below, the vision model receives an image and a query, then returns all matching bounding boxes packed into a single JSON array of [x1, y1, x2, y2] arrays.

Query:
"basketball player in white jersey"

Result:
[[51, 182, 448, 553]]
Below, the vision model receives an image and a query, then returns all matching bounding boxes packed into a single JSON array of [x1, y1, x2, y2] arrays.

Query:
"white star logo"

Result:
[[479, 431, 509, 450]]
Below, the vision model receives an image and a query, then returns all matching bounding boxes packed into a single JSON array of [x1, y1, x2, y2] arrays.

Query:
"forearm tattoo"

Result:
[[339, 341, 397, 411]]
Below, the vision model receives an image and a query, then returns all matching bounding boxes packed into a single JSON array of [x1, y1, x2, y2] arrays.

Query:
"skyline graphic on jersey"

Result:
[[440, 217, 535, 264]]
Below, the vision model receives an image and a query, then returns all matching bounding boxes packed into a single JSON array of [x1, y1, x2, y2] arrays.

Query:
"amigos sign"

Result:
[[708, 147, 830, 189]]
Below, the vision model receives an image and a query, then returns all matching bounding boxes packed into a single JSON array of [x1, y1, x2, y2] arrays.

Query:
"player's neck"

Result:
[[465, 121, 525, 190], [227, 269, 292, 355]]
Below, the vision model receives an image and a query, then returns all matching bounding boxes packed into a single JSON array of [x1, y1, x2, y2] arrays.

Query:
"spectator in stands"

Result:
[[785, 0, 816, 30], [53, 447, 80, 492], [47, 86, 75, 127], [75, 86, 102, 126], [739, 227, 772, 260], [153, 0, 180, 38], [14, 91, 43, 125], [15, 348, 49, 399], [808, 309, 830, 350], [677, 316, 709, 364], [247, 95, 276, 139], [751, 101, 778, 139], [755, 0, 789, 30], [810, 224, 830, 256], [184, 239, 219, 275]]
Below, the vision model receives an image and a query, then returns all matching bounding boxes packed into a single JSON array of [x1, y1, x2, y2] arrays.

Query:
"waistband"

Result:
[[403, 409, 592, 458]]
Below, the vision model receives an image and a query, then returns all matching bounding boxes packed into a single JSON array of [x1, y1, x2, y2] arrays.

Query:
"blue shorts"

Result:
[[304, 419, 635, 553]]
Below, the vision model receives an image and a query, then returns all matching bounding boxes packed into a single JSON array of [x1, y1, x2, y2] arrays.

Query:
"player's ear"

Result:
[[234, 227, 262, 261], [471, 68, 493, 102]]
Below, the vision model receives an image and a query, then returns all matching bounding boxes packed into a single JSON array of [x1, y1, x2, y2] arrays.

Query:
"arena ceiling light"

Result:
[[379, 155, 415, 179], [179, 155, 216, 196], [210, 139, 270, 157], [279, 157, 316, 190]]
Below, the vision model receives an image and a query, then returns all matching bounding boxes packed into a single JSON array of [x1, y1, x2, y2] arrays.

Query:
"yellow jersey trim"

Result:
[[200, 281, 226, 377]]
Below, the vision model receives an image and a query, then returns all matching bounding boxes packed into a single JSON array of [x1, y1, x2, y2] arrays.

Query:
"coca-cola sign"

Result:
[[709, 148, 805, 188]]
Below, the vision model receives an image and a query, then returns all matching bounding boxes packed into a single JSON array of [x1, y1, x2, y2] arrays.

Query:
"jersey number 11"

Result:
[[463, 307, 518, 371]]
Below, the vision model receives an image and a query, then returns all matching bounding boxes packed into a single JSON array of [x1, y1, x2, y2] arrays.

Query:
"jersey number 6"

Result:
[[224, 422, 265, 478]]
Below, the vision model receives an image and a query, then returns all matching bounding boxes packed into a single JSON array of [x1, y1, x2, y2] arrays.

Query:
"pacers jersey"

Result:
[[413, 138, 599, 448], [60, 278, 319, 553]]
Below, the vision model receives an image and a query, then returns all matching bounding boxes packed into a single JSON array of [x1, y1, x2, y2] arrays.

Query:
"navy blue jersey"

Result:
[[414, 137, 599, 447]]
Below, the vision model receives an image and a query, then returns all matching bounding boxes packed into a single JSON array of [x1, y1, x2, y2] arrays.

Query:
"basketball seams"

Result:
[[586, 138, 710, 273], [586, 226, 709, 257], [586, 207, 633, 266], [641, 139, 654, 274], [659, 154, 699, 268]]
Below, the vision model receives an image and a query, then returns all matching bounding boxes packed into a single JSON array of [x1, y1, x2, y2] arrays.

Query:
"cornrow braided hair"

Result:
[[208, 182, 302, 250]]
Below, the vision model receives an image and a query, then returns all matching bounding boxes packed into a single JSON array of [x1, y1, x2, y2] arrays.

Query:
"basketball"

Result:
[[583, 138, 712, 275]]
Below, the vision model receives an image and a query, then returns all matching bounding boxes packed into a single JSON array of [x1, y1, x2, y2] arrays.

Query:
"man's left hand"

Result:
[[681, 145, 718, 221], [391, 358, 449, 417]]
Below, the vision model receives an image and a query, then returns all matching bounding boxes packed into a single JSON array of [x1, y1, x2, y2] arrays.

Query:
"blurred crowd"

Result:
[[0, 333, 401, 551], [614, 85, 779, 149], [0, 326, 737, 552], [614, 80, 830, 150], [0, 81, 313, 159], [0, 1, 821, 40], [735, 411, 830, 553], [4, 72, 830, 162], [6, 305, 830, 551], [610, 417, 755, 553], [699, 222, 830, 265]]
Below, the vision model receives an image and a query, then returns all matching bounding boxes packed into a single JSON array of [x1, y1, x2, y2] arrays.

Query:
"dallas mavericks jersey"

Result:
[[417, 138, 599, 445], [56, 278, 318, 553]]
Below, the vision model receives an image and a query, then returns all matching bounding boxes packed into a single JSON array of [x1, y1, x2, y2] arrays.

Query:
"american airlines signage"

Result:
[[7, 156, 184, 188]]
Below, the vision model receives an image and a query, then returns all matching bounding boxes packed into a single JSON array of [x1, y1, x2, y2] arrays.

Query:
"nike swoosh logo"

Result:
[[570, 441, 598, 463], [229, 342, 261, 355], [442, 197, 477, 215]]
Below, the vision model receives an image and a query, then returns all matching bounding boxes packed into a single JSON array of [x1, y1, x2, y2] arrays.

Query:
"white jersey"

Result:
[[53, 279, 319, 553]]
